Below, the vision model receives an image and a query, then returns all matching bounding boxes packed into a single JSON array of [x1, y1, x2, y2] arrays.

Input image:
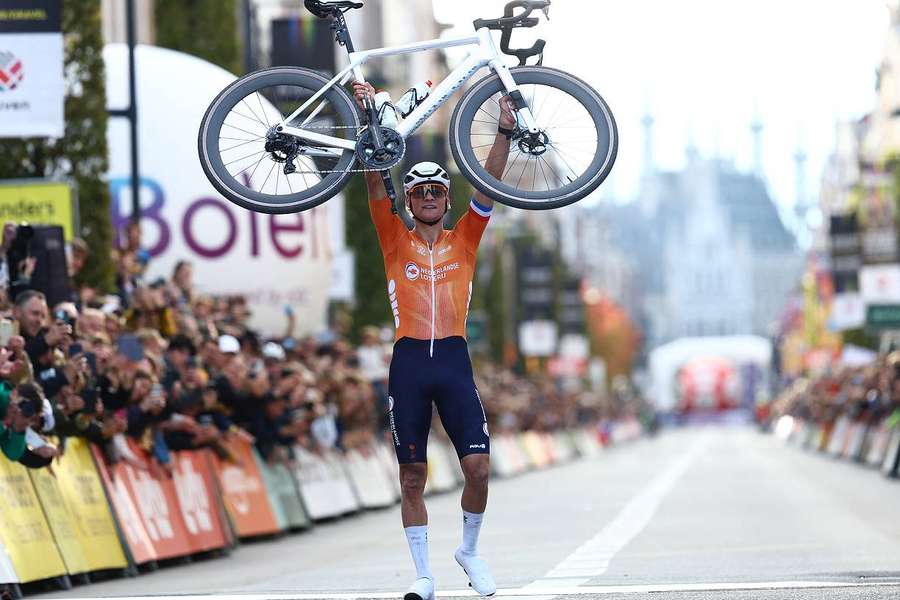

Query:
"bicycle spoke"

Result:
[[477, 105, 499, 123], [515, 155, 531, 189], [220, 135, 264, 142], [539, 154, 564, 187], [256, 92, 271, 127], [220, 137, 265, 153], [242, 98, 268, 127], [502, 149, 524, 180], [536, 152, 552, 190], [231, 109, 268, 128], [222, 121, 266, 139], [548, 144, 579, 181], [260, 160, 277, 192], [244, 152, 268, 182], [224, 149, 266, 167]]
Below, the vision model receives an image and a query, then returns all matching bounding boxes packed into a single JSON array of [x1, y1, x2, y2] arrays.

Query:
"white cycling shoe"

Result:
[[404, 577, 435, 600], [454, 550, 496, 596]]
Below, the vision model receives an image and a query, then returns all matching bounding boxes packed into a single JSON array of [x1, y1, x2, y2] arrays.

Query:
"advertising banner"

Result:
[[118, 440, 194, 560], [860, 264, 900, 303], [91, 445, 157, 564], [291, 446, 359, 520], [171, 450, 228, 553], [33, 438, 126, 573], [0, 179, 76, 240], [829, 292, 865, 331], [342, 447, 397, 509], [0, 1, 64, 138], [29, 467, 91, 575], [104, 44, 335, 335], [518, 320, 558, 357], [0, 456, 67, 583], [254, 452, 310, 530], [210, 438, 280, 537]]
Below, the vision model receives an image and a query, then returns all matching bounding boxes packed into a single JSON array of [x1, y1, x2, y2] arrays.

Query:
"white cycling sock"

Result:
[[459, 510, 484, 556], [405, 525, 433, 579]]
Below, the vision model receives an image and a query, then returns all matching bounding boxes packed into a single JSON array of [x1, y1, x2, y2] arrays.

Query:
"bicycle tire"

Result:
[[198, 67, 360, 214], [449, 66, 618, 210]]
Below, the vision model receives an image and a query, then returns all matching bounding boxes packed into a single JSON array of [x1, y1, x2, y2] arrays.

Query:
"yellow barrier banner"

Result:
[[0, 180, 76, 240], [29, 468, 90, 575], [50, 439, 127, 572], [0, 457, 67, 583]]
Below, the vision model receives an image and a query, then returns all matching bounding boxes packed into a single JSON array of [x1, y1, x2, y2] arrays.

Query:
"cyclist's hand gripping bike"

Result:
[[198, 0, 618, 214]]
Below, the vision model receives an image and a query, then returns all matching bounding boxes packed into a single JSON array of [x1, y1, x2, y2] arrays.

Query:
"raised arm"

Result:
[[353, 81, 402, 249], [474, 96, 516, 211], [352, 82, 389, 200]]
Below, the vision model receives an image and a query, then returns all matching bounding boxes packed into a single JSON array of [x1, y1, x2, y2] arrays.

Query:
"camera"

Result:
[[16, 399, 37, 418]]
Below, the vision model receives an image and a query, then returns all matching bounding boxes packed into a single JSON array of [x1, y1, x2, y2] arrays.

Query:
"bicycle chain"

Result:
[[276, 124, 399, 175]]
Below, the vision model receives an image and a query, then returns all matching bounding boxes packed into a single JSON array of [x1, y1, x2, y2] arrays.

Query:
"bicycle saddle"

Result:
[[304, 0, 363, 19]]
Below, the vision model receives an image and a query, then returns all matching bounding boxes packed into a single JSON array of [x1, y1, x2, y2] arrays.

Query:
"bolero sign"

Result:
[[104, 45, 335, 334]]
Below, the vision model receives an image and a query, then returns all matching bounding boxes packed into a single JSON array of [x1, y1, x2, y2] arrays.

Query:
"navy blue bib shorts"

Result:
[[387, 336, 490, 464]]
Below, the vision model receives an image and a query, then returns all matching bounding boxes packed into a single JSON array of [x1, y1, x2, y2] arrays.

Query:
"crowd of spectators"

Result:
[[769, 353, 900, 429], [0, 220, 622, 475]]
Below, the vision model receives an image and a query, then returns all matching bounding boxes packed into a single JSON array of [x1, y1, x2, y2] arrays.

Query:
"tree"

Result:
[[0, 0, 115, 291], [155, 0, 241, 74]]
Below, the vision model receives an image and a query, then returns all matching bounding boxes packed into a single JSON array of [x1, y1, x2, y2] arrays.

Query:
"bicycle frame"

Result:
[[277, 27, 539, 152]]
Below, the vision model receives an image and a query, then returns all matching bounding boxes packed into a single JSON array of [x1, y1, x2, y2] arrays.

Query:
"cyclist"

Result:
[[353, 81, 514, 600]]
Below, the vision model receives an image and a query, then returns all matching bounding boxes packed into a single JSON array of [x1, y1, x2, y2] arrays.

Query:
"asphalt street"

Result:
[[38, 426, 900, 599]]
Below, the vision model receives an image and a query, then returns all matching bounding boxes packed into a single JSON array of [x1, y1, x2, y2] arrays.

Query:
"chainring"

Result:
[[356, 127, 405, 170]]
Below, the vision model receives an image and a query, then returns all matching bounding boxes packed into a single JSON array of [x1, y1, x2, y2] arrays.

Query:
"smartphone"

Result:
[[68, 342, 83, 357], [0, 319, 19, 347], [117, 334, 144, 362], [83, 352, 98, 376]]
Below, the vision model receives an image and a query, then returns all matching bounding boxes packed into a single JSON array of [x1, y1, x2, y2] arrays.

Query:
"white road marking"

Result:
[[47, 580, 900, 600], [525, 435, 711, 589]]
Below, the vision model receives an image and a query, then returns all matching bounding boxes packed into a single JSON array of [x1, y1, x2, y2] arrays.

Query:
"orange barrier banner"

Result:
[[91, 444, 157, 564], [171, 450, 228, 552], [210, 438, 280, 537], [0, 457, 67, 583], [120, 439, 194, 560], [91, 441, 196, 562]]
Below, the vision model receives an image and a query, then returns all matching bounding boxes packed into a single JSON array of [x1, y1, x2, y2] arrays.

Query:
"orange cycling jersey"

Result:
[[369, 194, 491, 346]]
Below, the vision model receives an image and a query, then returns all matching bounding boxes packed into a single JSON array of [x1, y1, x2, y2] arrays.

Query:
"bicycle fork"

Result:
[[489, 58, 540, 133]]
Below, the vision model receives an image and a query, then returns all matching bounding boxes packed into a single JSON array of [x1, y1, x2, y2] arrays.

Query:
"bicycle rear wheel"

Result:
[[449, 66, 617, 210], [198, 67, 360, 214]]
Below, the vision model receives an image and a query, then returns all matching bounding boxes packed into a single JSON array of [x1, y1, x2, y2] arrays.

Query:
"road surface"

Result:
[[38, 426, 900, 599]]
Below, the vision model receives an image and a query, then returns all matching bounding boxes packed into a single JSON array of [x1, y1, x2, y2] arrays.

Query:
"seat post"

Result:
[[330, 10, 356, 53]]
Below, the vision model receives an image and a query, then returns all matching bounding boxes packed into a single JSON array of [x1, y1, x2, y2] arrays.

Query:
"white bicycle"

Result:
[[198, 0, 618, 214]]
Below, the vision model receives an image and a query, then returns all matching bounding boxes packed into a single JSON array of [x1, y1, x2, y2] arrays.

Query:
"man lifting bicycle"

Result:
[[353, 81, 515, 600]]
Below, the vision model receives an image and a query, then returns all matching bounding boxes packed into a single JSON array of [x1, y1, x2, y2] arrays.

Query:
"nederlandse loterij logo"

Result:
[[405, 262, 420, 281], [0, 52, 24, 91]]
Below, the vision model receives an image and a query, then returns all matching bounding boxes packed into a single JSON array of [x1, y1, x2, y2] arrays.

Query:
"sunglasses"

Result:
[[408, 184, 449, 201]]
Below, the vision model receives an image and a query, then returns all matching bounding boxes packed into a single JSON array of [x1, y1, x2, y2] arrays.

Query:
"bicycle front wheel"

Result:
[[449, 66, 617, 210], [198, 67, 360, 214]]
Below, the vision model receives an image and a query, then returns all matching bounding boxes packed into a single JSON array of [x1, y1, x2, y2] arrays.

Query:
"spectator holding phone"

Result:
[[1, 381, 43, 461], [13, 290, 71, 369]]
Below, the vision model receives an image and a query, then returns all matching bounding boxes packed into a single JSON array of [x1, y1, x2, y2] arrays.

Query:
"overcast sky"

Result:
[[433, 0, 888, 225]]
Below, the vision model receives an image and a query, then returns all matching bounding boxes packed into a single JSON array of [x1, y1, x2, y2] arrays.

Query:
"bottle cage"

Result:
[[473, 0, 550, 66]]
